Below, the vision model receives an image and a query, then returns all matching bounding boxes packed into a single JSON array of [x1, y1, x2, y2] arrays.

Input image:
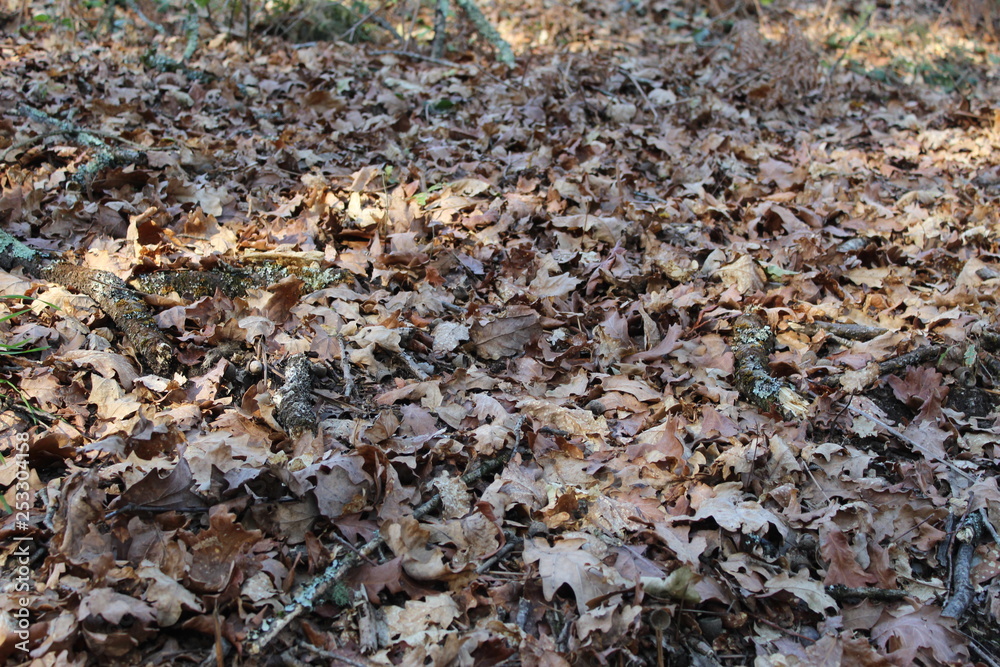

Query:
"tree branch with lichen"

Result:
[[731, 311, 809, 420], [0, 230, 175, 376]]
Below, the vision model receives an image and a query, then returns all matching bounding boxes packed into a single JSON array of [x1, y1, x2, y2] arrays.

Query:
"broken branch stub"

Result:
[[274, 354, 318, 437], [731, 311, 809, 420]]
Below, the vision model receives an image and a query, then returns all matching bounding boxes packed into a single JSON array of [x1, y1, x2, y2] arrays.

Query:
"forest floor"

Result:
[[2, 0, 1000, 664]]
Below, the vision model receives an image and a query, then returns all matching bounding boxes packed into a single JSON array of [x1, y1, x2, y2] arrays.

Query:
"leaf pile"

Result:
[[2, 1, 1000, 665]]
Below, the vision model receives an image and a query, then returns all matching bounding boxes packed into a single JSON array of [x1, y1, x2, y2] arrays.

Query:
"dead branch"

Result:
[[943, 510, 985, 618], [453, 0, 515, 66], [794, 320, 888, 341], [731, 311, 809, 419], [818, 344, 947, 388], [16, 104, 149, 190], [825, 585, 909, 603], [274, 354, 318, 437], [0, 229, 174, 376]]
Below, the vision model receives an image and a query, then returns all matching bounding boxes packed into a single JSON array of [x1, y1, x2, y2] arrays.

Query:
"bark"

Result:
[[0, 229, 174, 376], [274, 354, 317, 437], [731, 311, 809, 419]]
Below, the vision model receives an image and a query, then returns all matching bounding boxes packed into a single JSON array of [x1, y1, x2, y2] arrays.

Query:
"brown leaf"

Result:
[[820, 525, 876, 587], [309, 453, 374, 520], [870, 606, 967, 665], [471, 308, 541, 360], [523, 536, 624, 616], [114, 457, 207, 512], [183, 509, 261, 593]]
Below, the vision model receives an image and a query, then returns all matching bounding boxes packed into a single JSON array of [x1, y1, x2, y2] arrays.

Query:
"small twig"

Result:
[[476, 532, 522, 573], [341, 0, 391, 42], [756, 618, 816, 644], [301, 643, 376, 667], [846, 404, 975, 482], [799, 320, 888, 341], [825, 585, 909, 603], [968, 637, 1000, 667], [279, 650, 309, 667], [979, 508, 1000, 545], [616, 64, 659, 122]]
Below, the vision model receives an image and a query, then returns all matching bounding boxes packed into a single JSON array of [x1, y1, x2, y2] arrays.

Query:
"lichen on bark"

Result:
[[274, 354, 318, 438], [731, 311, 809, 419], [0, 229, 174, 376]]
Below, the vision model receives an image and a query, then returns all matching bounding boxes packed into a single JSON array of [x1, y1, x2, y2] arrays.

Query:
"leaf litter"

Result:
[[1, 0, 1000, 664]]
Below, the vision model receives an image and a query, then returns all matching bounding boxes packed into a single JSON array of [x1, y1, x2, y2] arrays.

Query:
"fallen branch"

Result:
[[825, 585, 909, 603], [16, 104, 149, 190], [943, 510, 985, 618], [731, 311, 809, 419], [453, 0, 515, 66], [0, 230, 175, 376], [274, 354, 318, 437], [818, 344, 946, 388], [793, 320, 887, 341]]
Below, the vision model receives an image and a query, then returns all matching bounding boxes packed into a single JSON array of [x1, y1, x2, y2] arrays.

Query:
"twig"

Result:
[[846, 404, 975, 482], [968, 637, 1000, 667], [756, 618, 816, 644], [799, 320, 887, 341], [818, 344, 946, 388], [616, 65, 659, 122], [825, 585, 908, 603], [301, 643, 375, 667], [452, 0, 515, 66], [389, 345, 428, 380], [341, 0, 395, 43], [943, 510, 984, 618], [476, 532, 522, 573]]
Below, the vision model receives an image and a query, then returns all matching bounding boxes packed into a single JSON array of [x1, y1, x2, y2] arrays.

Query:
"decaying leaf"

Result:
[[470, 308, 542, 360]]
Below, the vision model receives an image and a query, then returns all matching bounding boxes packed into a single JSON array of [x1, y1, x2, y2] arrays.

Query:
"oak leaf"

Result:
[[471, 308, 541, 360]]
